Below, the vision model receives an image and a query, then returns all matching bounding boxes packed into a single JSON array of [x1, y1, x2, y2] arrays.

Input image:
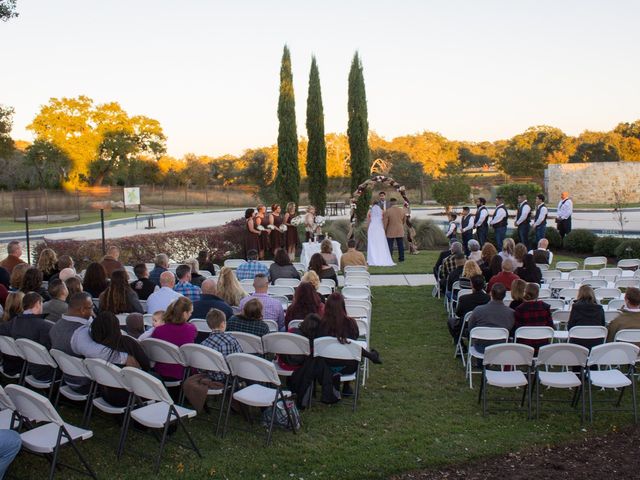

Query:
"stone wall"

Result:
[[545, 162, 640, 205]]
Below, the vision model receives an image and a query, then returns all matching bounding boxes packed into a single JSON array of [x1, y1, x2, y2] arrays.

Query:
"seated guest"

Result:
[[82, 262, 109, 299], [285, 281, 324, 329], [216, 267, 247, 307], [130, 263, 157, 300], [480, 242, 498, 268], [125, 313, 145, 339], [514, 243, 527, 268], [280, 313, 322, 370], [487, 258, 519, 292], [468, 283, 515, 353], [191, 278, 233, 320], [226, 298, 270, 337], [149, 253, 169, 286], [568, 285, 605, 350], [516, 253, 542, 284], [236, 249, 269, 281], [513, 283, 554, 352], [269, 248, 300, 285], [0, 266, 9, 291], [509, 279, 526, 310], [99, 269, 144, 314], [197, 250, 217, 276], [498, 238, 516, 263], [459, 259, 483, 290], [139, 310, 164, 341], [308, 253, 338, 286], [320, 239, 339, 266], [48, 254, 74, 283], [183, 308, 242, 413], [529, 238, 554, 265], [445, 254, 467, 297], [9, 263, 28, 292], [151, 297, 197, 381], [467, 240, 482, 264], [37, 248, 59, 281], [42, 279, 69, 322], [0, 292, 52, 380], [433, 244, 454, 277], [439, 242, 465, 286], [21, 267, 51, 301], [0, 240, 25, 274], [65, 275, 83, 298], [0, 430, 23, 479], [239, 273, 285, 330], [340, 239, 367, 271], [606, 287, 640, 343], [301, 271, 321, 292], [185, 258, 205, 288], [1, 292, 23, 322], [174, 264, 202, 302], [100, 245, 124, 277], [146, 271, 184, 314], [449, 275, 490, 341]]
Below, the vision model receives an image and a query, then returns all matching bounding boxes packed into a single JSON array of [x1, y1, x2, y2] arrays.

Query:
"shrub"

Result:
[[413, 219, 448, 250], [34, 218, 246, 271], [563, 229, 597, 254], [496, 183, 542, 209], [544, 226, 563, 250], [593, 236, 623, 257], [323, 220, 352, 248], [508, 225, 562, 250], [431, 176, 471, 209], [615, 239, 640, 259]]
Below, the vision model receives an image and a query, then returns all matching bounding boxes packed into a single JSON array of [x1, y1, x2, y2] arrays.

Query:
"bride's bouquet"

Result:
[[314, 216, 326, 227], [279, 224, 288, 233], [291, 215, 304, 226]]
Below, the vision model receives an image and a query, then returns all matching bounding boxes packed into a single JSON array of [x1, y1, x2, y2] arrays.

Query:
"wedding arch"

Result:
[[349, 174, 418, 253]]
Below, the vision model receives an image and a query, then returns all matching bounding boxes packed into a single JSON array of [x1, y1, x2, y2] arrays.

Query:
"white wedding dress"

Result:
[[367, 205, 395, 267]]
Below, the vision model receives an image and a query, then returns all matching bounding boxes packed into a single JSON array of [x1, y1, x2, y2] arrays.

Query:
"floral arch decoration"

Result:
[[349, 175, 418, 254]]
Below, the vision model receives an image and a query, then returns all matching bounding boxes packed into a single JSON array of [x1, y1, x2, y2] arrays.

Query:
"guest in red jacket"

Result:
[[513, 283, 554, 352], [487, 258, 520, 292]]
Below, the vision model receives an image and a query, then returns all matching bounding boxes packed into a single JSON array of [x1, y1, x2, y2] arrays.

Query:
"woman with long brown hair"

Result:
[[2, 292, 23, 322], [82, 262, 109, 299], [283, 202, 298, 261], [268, 203, 283, 256], [36, 248, 59, 281], [244, 208, 260, 258], [285, 282, 324, 329], [308, 253, 338, 285], [21, 267, 50, 301], [99, 270, 143, 314], [216, 266, 247, 307]]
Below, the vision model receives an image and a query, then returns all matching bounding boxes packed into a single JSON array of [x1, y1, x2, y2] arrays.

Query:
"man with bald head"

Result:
[[146, 270, 183, 314], [556, 191, 573, 240], [238, 273, 285, 331], [192, 278, 233, 320]]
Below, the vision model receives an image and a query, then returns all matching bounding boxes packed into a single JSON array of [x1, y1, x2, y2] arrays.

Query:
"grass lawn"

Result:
[[9, 287, 632, 479]]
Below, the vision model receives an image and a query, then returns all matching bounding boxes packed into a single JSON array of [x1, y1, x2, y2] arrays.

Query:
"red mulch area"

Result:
[[392, 426, 640, 479]]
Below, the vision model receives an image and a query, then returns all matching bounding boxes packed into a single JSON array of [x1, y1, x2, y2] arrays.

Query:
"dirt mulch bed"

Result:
[[392, 426, 639, 479]]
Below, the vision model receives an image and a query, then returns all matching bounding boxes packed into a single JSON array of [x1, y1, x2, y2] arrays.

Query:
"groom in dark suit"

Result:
[[383, 198, 406, 262]]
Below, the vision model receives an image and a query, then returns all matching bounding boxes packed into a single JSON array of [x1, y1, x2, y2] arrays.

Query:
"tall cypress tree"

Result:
[[275, 45, 300, 208], [305, 56, 327, 216], [347, 52, 371, 222]]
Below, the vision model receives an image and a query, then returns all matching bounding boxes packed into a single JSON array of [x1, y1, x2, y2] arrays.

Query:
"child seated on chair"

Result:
[[138, 310, 164, 341]]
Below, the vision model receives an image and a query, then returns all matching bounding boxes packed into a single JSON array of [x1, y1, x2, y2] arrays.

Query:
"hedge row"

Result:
[[34, 218, 246, 271], [563, 229, 640, 259]]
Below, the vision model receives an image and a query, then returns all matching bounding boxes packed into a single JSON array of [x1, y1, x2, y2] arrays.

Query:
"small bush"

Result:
[[615, 239, 640, 259], [563, 229, 597, 254], [323, 220, 351, 248], [431, 176, 471, 209], [543, 226, 563, 250], [413, 219, 448, 250], [496, 183, 542, 209], [593, 236, 623, 257]]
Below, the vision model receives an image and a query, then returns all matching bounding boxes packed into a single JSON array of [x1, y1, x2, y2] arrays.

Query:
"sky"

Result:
[[1, 0, 640, 158]]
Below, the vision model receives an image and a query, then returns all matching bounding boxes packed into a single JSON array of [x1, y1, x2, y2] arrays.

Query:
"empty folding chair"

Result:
[[6, 384, 96, 480], [313, 337, 363, 411], [594, 287, 622, 305], [541, 270, 562, 283], [345, 298, 372, 311], [287, 319, 303, 330], [549, 280, 576, 290], [292, 262, 306, 273], [556, 261, 579, 272], [581, 278, 608, 289], [120, 367, 201, 472], [543, 298, 566, 311], [536, 263, 549, 271], [240, 278, 255, 287], [320, 278, 337, 289], [224, 353, 298, 444], [615, 278, 640, 291], [586, 343, 639, 423], [274, 278, 300, 287], [15, 338, 58, 399], [232, 332, 264, 355], [480, 343, 535, 418], [224, 259, 246, 269], [466, 327, 510, 389], [583, 256, 608, 271], [180, 344, 231, 435], [618, 259, 640, 271], [268, 285, 295, 297], [552, 310, 571, 330], [344, 276, 371, 287], [607, 298, 626, 311], [538, 288, 552, 299], [263, 319, 279, 332], [317, 285, 333, 296], [605, 311, 621, 324], [597, 268, 623, 282], [568, 270, 593, 282], [0, 335, 24, 380], [262, 333, 311, 377], [514, 326, 555, 354], [568, 326, 607, 349], [341, 286, 371, 300], [558, 288, 579, 305], [344, 265, 368, 274], [535, 343, 589, 422], [49, 350, 93, 420], [345, 305, 370, 322]]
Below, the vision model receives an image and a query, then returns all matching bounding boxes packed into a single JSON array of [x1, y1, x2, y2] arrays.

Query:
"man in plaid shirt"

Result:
[[174, 264, 202, 302], [236, 250, 270, 281], [200, 309, 242, 382], [238, 274, 285, 331]]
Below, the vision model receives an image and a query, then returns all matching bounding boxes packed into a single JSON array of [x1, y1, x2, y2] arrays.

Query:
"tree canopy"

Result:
[[0, 0, 17, 21]]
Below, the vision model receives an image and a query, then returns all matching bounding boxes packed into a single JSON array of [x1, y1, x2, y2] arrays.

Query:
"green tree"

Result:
[[569, 141, 621, 163], [348, 52, 371, 222], [275, 46, 300, 208], [24, 140, 72, 188], [305, 56, 327, 215], [499, 126, 568, 177], [0, 0, 17, 21], [0, 105, 15, 158], [431, 175, 471, 212]]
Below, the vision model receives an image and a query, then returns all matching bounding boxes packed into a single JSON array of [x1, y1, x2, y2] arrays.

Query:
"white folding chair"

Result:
[[0, 335, 24, 380], [190, 318, 212, 334], [180, 344, 231, 435], [345, 298, 372, 314], [140, 338, 189, 399], [0, 385, 16, 430], [120, 367, 200, 472], [568, 326, 607, 347], [605, 311, 621, 324], [320, 278, 338, 289], [344, 265, 368, 274], [224, 353, 298, 444], [558, 288, 579, 304], [268, 285, 295, 297], [581, 278, 608, 289], [224, 259, 246, 269], [344, 276, 371, 287], [346, 304, 370, 323], [552, 310, 571, 330], [568, 270, 593, 281], [263, 319, 279, 332], [586, 343, 639, 423], [583, 256, 608, 270], [594, 287, 622, 305], [538, 288, 552, 299], [116, 313, 129, 327], [615, 278, 640, 290], [262, 333, 311, 377], [270, 295, 289, 309], [549, 280, 576, 290], [618, 259, 640, 271], [49, 350, 92, 420], [341, 286, 371, 300], [287, 319, 304, 330], [615, 329, 640, 345], [514, 326, 555, 353], [480, 343, 534, 418], [6, 384, 96, 480], [536, 263, 549, 271], [598, 268, 623, 282], [455, 312, 473, 367], [199, 270, 213, 278], [313, 337, 363, 412], [535, 343, 589, 422], [15, 338, 58, 399], [466, 327, 510, 389], [607, 299, 626, 311], [274, 278, 300, 287], [556, 261, 579, 272], [543, 298, 566, 311], [259, 260, 274, 268], [232, 332, 264, 355], [317, 285, 333, 296], [240, 278, 255, 287], [542, 270, 562, 283]]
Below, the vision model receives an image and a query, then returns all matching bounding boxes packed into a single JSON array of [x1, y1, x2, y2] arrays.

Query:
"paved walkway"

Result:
[[340, 274, 435, 286]]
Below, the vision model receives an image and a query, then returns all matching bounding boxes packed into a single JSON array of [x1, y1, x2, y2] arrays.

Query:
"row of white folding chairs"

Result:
[[544, 268, 639, 282], [478, 340, 639, 422], [551, 309, 621, 328], [556, 257, 640, 271]]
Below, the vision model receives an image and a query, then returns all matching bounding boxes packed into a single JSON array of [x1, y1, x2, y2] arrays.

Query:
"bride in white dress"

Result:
[[367, 202, 395, 267]]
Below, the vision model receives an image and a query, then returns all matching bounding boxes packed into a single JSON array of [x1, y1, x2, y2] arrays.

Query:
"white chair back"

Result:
[[0, 385, 15, 411], [604, 311, 620, 324], [483, 343, 534, 367], [542, 270, 562, 282], [313, 336, 362, 361], [614, 329, 640, 344], [568, 326, 607, 343], [556, 261, 579, 272], [258, 260, 274, 268], [226, 353, 280, 385], [344, 266, 368, 274], [317, 285, 333, 296], [240, 278, 254, 286], [598, 268, 623, 280], [83, 358, 130, 390], [552, 310, 571, 324], [607, 299, 625, 311], [538, 288, 551, 299], [121, 367, 174, 404], [263, 319, 278, 332], [116, 314, 129, 326], [15, 338, 57, 368], [594, 287, 622, 302], [549, 280, 576, 290], [287, 319, 303, 330], [140, 338, 186, 366], [262, 333, 310, 356], [345, 298, 372, 311], [268, 285, 295, 297], [274, 278, 300, 287], [536, 343, 589, 367], [5, 384, 64, 425], [180, 344, 230, 375], [583, 256, 607, 269], [341, 286, 371, 300], [320, 278, 337, 288], [581, 278, 608, 289], [224, 259, 246, 269], [617, 259, 640, 270], [50, 349, 90, 378], [558, 288, 579, 301], [514, 326, 555, 343], [0, 336, 24, 358], [568, 270, 593, 281], [232, 332, 264, 354], [346, 305, 369, 320], [543, 299, 565, 311], [190, 318, 212, 333], [587, 342, 640, 367], [356, 318, 369, 339], [344, 276, 371, 287], [469, 327, 510, 343], [615, 278, 640, 290]]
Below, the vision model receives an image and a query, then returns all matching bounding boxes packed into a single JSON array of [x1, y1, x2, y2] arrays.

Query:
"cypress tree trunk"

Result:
[[305, 56, 327, 216], [276, 45, 300, 208], [347, 52, 371, 222]]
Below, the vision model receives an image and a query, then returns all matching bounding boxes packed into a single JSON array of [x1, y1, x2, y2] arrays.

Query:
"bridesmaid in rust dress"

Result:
[[255, 204, 269, 260], [283, 202, 299, 261], [269, 204, 283, 256], [244, 208, 260, 257]]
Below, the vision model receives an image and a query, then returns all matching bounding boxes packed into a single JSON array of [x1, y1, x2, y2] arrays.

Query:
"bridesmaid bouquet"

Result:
[[267, 225, 276, 230], [291, 216, 304, 226], [314, 216, 326, 227], [257, 225, 266, 232], [279, 225, 288, 232]]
